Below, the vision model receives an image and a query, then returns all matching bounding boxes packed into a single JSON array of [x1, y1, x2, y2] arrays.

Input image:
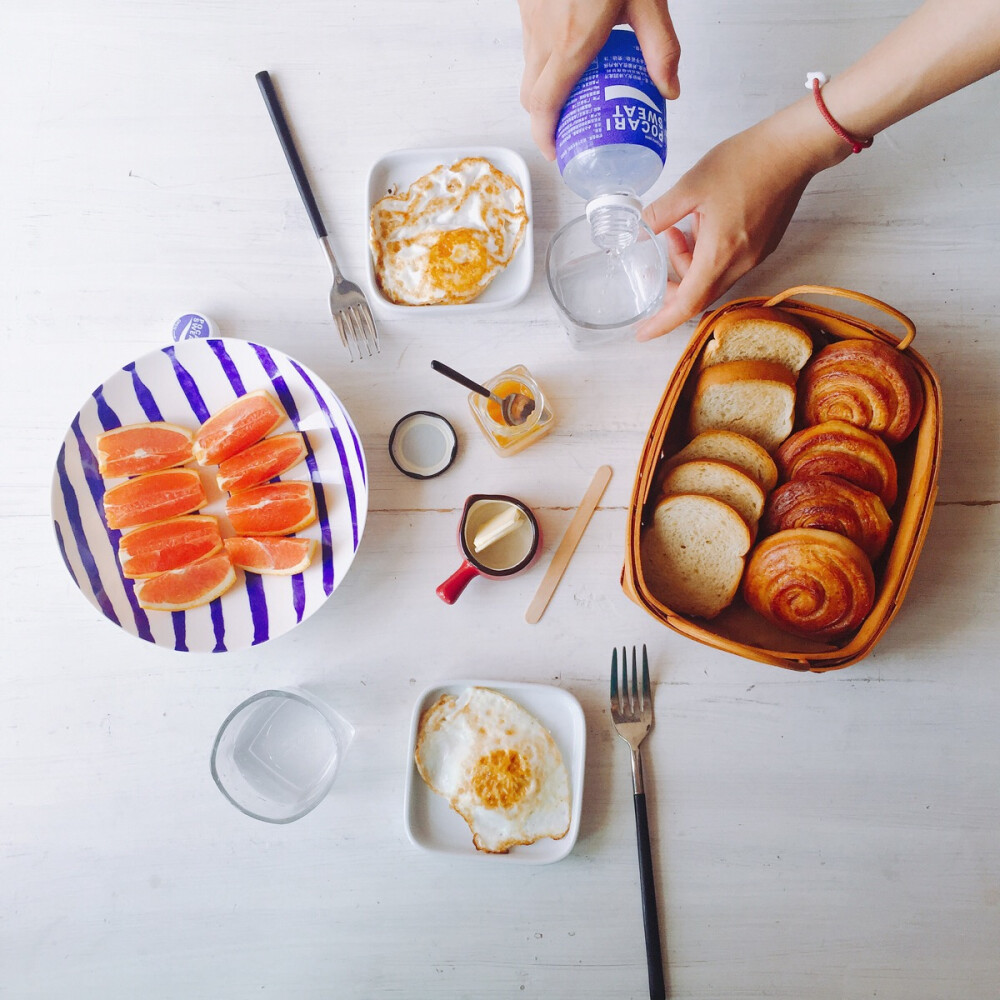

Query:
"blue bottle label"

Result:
[[555, 28, 667, 173], [171, 313, 215, 342]]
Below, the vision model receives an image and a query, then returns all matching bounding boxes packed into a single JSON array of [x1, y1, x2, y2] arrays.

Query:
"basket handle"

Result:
[[764, 285, 916, 350]]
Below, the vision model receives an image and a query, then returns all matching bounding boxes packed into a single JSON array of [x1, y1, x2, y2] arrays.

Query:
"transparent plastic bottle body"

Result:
[[559, 143, 664, 205], [547, 27, 668, 343], [555, 27, 667, 250]]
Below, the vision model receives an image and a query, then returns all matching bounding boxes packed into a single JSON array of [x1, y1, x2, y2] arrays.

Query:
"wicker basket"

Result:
[[622, 285, 942, 671]]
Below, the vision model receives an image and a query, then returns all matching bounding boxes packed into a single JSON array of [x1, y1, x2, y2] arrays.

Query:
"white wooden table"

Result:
[[3, 2, 999, 997]]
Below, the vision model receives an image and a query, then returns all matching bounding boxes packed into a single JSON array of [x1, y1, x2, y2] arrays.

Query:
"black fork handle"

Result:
[[255, 70, 327, 239], [634, 791, 666, 1000]]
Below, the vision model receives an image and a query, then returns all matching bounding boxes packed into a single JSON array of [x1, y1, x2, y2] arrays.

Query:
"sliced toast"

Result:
[[702, 306, 814, 373], [640, 493, 752, 619], [689, 360, 797, 453], [660, 459, 765, 536], [663, 429, 778, 493]]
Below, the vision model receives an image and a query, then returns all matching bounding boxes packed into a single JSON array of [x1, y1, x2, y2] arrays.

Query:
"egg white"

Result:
[[370, 158, 528, 306]]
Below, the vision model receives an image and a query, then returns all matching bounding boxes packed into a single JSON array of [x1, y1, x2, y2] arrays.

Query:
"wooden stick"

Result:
[[525, 465, 613, 624]]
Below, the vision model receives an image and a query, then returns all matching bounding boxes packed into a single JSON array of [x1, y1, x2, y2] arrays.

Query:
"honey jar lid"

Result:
[[389, 411, 457, 479]]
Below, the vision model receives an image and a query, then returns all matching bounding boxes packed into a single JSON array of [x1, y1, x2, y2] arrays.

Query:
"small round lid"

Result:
[[389, 411, 458, 479], [172, 312, 219, 342]]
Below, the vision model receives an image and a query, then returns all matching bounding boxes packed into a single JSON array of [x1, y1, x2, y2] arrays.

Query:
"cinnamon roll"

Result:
[[743, 528, 876, 641], [776, 420, 898, 507], [800, 339, 924, 445], [763, 475, 892, 560]]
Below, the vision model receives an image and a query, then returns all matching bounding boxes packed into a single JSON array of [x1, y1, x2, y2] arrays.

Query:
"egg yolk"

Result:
[[471, 748, 532, 810], [426, 228, 490, 295]]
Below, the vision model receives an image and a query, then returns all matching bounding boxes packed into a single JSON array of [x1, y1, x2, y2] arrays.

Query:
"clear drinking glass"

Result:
[[546, 215, 666, 348], [211, 689, 354, 823]]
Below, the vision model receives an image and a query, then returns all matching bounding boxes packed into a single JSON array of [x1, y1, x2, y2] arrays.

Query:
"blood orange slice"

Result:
[[225, 481, 318, 536], [96, 422, 195, 478], [216, 432, 307, 493], [118, 515, 223, 579], [193, 389, 285, 465], [103, 468, 207, 530], [224, 536, 318, 575], [134, 551, 237, 611]]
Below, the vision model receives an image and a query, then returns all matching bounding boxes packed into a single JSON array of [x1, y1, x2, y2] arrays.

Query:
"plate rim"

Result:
[[402, 678, 586, 864], [365, 144, 535, 316], [51, 336, 369, 653]]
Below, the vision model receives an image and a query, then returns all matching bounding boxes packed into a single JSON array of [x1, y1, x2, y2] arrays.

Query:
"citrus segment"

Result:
[[118, 515, 223, 579], [96, 422, 195, 478], [226, 481, 318, 536], [224, 536, 318, 575], [216, 432, 308, 493], [193, 390, 285, 466], [103, 468, 207, 530], [135, 552, 237, 611]]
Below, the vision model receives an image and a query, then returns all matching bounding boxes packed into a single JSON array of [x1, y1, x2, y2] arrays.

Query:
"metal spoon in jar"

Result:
[[430, 360, 536, 426]]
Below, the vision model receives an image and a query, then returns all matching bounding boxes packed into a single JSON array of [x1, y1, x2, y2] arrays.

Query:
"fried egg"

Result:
[[370, 157, 528, 306], [414, 687, 571, 853]]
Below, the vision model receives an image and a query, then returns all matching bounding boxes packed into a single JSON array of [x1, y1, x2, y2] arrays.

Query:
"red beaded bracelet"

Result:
[[806, 72, 873, 154]]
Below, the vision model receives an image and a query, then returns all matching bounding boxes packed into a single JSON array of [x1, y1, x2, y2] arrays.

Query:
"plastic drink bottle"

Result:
[[555, 27, 667, 250]]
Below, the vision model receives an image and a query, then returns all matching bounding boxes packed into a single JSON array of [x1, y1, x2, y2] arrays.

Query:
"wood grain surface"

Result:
[[2, 1, 998, 997]]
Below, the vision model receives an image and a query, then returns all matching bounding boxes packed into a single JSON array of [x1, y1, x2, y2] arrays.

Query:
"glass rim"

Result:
[[545, 216, 667, 332], [210, 688, 344, 824]]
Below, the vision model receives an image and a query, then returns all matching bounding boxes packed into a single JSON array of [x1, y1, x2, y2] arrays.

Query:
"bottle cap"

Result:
[[585, 193, 642, 221], [388, 411, 458, 479], [172, 312, 220, 342]]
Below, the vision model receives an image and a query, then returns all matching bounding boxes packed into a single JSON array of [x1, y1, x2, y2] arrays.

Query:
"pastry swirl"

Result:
[[800, 339, 924, 444], [776, 420, 898, 507], [763, 474, 892, 560], [743, 528, 876, 641]]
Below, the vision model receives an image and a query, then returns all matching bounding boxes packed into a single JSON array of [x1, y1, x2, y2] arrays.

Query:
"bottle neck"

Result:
[[585, 193, 642, 251]]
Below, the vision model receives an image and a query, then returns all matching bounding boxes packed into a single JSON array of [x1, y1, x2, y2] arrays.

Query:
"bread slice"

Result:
[[689, 360, 797, 453], [639, 493, 752, 619], [663, 430, 778, 493], [702, 306, 814, 373], [660, 459, 765, 535]]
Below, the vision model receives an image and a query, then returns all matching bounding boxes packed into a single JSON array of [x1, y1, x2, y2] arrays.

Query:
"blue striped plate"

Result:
[[51, 338, 369, 652]]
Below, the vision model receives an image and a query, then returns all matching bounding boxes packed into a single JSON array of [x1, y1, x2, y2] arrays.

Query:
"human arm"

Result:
[[637, 0, 1000, 341], [517, 0, 680, 159]]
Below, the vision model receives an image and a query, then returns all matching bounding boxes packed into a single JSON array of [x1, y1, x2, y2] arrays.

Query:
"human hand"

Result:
[[636, 108, 845, 340], [518, 0, 681, 159]]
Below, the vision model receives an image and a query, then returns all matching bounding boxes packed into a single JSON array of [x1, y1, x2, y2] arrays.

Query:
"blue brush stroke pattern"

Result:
[[53, 339, 366, 652]]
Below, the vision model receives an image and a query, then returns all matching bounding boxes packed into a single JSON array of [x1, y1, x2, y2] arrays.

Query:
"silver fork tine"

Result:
[[358, 304, 379, 355], [622, 645, 629, 714], [611, 646, 619, 706], [345, 308, 364, 358], [358, 306, 375, 356], [642, 644, 651, 713], [333, 312, 352, 361], [631, 645, 639, 712]]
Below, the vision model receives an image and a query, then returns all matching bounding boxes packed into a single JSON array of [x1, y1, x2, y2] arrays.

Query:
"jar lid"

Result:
[[172, 312, 220, 341], [388, 411, 458, 479]]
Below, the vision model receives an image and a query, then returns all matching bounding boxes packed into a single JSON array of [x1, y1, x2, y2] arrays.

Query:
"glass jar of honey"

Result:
[[468, 365, 555, 456]]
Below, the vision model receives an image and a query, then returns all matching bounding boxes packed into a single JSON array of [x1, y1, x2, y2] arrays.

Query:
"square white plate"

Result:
[[403, 680, 586, 864], [365, 146, 534, 315]]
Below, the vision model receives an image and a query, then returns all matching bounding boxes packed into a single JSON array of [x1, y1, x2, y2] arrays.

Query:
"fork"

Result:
[[611, 645, 665, 1000], [256, 70, 379, 362]]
